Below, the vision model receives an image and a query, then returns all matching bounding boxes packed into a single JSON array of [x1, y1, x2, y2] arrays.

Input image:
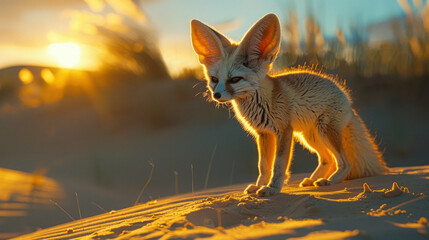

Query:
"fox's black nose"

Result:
[[213, 92, 221, 99]]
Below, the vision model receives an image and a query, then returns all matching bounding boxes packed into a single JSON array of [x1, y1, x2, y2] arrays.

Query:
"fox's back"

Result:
[[272, 72, 353, 132]]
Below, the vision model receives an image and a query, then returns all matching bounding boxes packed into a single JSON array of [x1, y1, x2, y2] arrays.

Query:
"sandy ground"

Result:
[[0, 78, 428, 239], [0, 80, 320, 237], [12, 165, 429, 240]]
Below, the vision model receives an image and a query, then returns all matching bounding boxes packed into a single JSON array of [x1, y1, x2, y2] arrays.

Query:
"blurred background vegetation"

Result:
[[277, 0, 429, 105]]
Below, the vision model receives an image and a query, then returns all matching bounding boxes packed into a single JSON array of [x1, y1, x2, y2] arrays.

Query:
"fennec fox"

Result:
[[190, 13, 387, 196]]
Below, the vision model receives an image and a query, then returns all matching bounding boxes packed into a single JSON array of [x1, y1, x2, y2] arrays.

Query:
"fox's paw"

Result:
[[299, 178, 315, 187], [313, 178, 331, 187], [244, 184, 261, 194], [256, 186, 280, 197]]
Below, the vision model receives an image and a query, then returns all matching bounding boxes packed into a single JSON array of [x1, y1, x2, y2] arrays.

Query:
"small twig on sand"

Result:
[[75, 192, 82, 219], [387, 195, 426, 212], [205, 145, 217, 189], [191, 164, 194, 193], [174, 171, 179, 194], [134, 160, 155, 205], [92, 201, 108, 213], [50, 199, 75, 221]]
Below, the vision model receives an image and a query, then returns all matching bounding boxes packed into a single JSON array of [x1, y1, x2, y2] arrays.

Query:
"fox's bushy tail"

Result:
[[342, 110, 388, 179]]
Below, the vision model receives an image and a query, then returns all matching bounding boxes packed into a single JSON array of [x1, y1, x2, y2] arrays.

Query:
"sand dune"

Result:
[[13, 165, 429, 240]]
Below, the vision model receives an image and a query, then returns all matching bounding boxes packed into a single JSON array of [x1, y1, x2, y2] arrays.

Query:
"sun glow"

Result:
[[47, 43, 81, 68]]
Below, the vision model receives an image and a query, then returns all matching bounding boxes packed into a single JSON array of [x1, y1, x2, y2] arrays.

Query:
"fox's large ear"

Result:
[[191, 19, 231, 66], [239, 13, 281, 69]]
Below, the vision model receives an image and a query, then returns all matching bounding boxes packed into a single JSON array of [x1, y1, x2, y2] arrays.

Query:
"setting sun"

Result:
[[47, 43, 81, 68]]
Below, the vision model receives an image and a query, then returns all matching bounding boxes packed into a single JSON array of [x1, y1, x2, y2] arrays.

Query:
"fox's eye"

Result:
[[229, 76, 243, 84], [210, 76, 219, 83]]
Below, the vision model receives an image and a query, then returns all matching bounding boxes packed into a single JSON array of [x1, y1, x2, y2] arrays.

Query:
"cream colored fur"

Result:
[[191, 13, 388, 196]]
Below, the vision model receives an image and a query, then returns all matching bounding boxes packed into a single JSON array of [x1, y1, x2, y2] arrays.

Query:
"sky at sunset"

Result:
[[0, 0, 415, 75]]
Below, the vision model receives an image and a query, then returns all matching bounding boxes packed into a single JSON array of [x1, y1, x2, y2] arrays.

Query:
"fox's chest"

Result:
[[232, 96, 278, 133]]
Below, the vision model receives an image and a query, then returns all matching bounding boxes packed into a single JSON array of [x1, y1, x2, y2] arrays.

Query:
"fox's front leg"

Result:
[[245, 132, 276, 194], [257, 127, 294, 197]]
